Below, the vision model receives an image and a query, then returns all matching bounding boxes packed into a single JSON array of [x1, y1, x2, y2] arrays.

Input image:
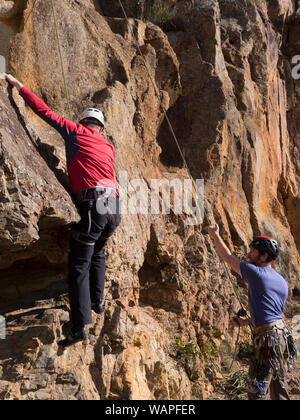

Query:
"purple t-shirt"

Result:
[[240, 262, 288, 327]]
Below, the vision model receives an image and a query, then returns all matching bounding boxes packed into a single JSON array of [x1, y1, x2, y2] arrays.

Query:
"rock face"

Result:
[[0, 0, 300, 400]]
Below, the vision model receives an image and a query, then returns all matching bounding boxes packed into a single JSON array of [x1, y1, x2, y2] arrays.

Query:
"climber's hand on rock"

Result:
[[232, 315, 249, 328], [5, 74, 23, 91]]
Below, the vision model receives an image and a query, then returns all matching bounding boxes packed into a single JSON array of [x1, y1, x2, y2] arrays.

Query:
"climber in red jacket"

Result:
[[5, 74, 121, 347]]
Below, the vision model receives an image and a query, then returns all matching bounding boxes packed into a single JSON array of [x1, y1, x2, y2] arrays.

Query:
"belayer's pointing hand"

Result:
[[207, 223, 241, 275]]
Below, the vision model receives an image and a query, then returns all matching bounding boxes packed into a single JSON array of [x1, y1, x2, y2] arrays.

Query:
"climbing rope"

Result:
[[23, 0, 71, 118], [50, 0, 72, 119], [229, 324, 241, 371], [115, 3, 221, 238], [117, 0, 251, 322], [223, 262, 250, 326], [25, 0, 251, 337]]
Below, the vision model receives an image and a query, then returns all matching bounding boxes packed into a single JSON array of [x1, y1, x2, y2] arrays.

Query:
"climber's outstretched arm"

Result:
[[208, 225, 241, 276]]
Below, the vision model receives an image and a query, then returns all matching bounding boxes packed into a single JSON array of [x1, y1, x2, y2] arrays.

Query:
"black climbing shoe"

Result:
[[92, 301, 104, 315], [58, 327, 89, 348]]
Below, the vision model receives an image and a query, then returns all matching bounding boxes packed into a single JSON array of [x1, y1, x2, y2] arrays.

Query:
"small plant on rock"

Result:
[[222, 370, 248, 400]]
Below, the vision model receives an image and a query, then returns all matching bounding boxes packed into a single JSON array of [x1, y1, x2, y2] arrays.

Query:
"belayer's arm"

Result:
[[5, 74, 76, 134], [208, 225, 241, 276]]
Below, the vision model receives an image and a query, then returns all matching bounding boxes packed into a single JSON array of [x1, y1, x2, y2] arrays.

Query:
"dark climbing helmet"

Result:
[[250, 236, 279, 260]]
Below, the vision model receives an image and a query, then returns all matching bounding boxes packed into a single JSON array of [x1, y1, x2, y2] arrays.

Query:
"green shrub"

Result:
[[139, 0, 194, 30]]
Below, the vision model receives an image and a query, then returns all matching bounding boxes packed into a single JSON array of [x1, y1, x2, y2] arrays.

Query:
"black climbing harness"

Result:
[[76, 186, 117, 234]]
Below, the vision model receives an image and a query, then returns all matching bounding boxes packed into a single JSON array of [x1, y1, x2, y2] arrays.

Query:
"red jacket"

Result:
[[19, 87, 117, 195]]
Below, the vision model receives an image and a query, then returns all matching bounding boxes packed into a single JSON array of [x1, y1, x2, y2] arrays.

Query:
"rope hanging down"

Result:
[[117, 0, 250, 319]]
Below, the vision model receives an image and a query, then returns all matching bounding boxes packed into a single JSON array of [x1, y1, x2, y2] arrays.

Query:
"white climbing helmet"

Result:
[[80, 108, 105, 127]]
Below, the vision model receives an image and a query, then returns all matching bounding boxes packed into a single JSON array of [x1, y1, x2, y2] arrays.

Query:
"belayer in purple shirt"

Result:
[[208, 225, 296, 400]]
